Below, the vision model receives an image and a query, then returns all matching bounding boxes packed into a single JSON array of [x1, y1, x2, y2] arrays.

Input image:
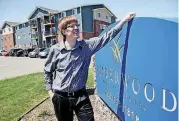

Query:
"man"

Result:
[[44, 12, 136, 121]]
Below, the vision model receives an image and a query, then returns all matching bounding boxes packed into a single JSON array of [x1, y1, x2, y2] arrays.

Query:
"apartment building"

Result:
[[1, 21, 19, 51], [1, 4, 117, 50]]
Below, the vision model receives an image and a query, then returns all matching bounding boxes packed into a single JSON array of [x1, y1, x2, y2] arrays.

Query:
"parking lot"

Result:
[[0, 56, 46, 80]]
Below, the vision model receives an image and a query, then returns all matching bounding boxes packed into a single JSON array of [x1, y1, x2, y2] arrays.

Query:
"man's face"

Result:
[[65, 21, 80, 40]]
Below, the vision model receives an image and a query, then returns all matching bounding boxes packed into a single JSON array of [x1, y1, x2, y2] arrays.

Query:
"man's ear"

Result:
[[62, 30, 66, 35]]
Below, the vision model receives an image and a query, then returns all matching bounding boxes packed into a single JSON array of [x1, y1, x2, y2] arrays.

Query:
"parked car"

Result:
[[28, 48, 45, 58], [38, 48, 50, 58], [3, 51, 10, 56], [0, 50, 7, 56], [16, 49, 25, 57], [24, 48, 35, 57], [9, 48, 23, 56]]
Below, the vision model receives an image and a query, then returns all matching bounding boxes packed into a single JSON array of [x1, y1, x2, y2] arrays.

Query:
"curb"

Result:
[[17, 97, 49, 121]]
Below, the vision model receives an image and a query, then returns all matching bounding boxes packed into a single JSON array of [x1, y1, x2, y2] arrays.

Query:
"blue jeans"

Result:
[[52, 89, 94, 121]]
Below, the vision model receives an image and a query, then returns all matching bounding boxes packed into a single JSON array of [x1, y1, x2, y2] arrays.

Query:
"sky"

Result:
[[0, 0, 178, 27]]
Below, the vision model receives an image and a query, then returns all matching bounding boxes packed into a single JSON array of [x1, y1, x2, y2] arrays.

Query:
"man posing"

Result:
[[44, 12, 135, 121]]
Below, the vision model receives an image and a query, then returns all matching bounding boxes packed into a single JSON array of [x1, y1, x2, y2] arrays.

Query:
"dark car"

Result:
[[9, 48, 23, 56], [38, 48, 50, 58], [16, 49, 25, 57], [28, 48, 45, 58], [24, 48, 34, 57]]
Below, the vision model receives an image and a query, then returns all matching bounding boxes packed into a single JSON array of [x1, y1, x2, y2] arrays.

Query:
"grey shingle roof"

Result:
[[37, 6, 59, 13], [28, 6, 59, 19]]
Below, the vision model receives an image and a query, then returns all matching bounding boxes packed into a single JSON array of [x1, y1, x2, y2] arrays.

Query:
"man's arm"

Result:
[[86, 12, 136, 55], [44, 47, 56, 98]]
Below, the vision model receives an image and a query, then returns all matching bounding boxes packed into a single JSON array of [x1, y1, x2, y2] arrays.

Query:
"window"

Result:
[[61, 12, 64, 17], [9, 28, 11, 31], [61, 12, 66, 17], [98, 13, 101, 17], [100, 24, 107, 30], [106, 16, 108, 19], [25, 22, 29, 27], [23, 34, 26, 38], [29, 33, 31, 38], [17, 35, 20, 39], [72, 9, 77, 15], [58, 13, 61, 18], [77, 7, 81, 14]]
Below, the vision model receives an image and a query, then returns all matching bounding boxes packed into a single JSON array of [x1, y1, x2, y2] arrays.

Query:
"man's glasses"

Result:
[[66, 24, 80, 29]]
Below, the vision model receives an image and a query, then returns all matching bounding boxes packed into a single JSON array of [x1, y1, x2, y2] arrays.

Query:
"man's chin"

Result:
[[74, 35, 79, 39]]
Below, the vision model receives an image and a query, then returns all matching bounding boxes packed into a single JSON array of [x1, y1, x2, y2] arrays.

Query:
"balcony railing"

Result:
[[31, 24, 37, 29], [44, 31, 56, 37], [43, 19, 55, 25]]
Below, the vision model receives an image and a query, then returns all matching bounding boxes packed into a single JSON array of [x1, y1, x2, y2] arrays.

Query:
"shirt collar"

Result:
[[58, 40, 82, 51]]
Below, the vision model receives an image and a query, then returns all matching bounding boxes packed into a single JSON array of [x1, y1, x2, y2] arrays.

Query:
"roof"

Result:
[[93, 7, 117, 19], [37, 6, 59, 13], [28, 6, 59, 19], [1, 21, 20, 29], [53, 4, 117, 18]]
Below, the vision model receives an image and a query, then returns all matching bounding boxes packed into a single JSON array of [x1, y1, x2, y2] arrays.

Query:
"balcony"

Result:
[[43, 19, 55, 25], [31, 34, 38, 39], [30, 24, 37, 29], [44, 31, 56, 37], [30, 20, 37, 29]]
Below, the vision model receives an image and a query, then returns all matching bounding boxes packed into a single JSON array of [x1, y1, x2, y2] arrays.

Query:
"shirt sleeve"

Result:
[[44, 47, 57, 90], [85, 23, 122, 55]]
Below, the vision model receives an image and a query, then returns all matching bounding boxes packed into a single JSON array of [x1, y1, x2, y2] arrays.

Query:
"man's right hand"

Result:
[[48, 90, 54, 99]]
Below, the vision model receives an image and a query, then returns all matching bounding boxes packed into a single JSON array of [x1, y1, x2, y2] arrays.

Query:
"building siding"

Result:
[[81, 5, 103, 32], [3, 33, 15, 51], [0, 33, 3, 50], [15, 25, 36, 48], [2, 4, 116, 49], [93, 20, 110, 37]]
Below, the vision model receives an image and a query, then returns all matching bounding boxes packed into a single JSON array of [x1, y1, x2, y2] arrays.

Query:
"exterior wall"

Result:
[[111, 16, 116, 23], [2, 24, 14, 35], [93, 8, 113, 23], [81, 5, 103, 32], [93, 20, 110, 37], [3, 33, 15, 51], [0, 33, 3, 50], [15, 24, 36, 48], [82, 32, 94, 40]]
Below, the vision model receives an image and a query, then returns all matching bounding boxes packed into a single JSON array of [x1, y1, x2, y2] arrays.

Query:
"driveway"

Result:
[[0, 55, 95, 80], [0, 56, 46, 80]]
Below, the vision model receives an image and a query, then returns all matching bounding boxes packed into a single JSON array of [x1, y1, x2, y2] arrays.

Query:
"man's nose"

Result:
[[74, 25, 78, 29]]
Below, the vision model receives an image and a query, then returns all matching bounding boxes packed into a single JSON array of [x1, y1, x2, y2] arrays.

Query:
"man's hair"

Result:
[[58, 16, 78, 41]]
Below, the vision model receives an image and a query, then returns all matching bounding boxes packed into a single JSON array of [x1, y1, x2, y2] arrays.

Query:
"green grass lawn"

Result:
[[0, 69, 95, 121]]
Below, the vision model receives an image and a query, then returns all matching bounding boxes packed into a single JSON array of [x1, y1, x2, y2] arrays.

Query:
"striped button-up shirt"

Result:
[[44, 23, 122, 92]]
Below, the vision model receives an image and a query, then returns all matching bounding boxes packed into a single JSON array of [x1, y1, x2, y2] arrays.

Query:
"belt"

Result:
[[54, 87, 86, 97]]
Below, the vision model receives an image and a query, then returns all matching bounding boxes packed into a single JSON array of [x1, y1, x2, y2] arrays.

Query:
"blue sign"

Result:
[[95, 17, 178, 121]]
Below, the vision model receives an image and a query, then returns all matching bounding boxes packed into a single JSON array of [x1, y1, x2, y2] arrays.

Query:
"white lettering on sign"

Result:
[[162, 89, 177, 112]]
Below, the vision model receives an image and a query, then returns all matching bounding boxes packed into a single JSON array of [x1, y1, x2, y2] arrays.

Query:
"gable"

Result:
[[29, 8, 49, 19], [2, 23, 10, 29]]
